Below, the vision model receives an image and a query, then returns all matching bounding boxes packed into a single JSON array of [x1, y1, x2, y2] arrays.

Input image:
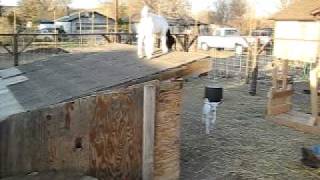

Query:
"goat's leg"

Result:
[[145, 34, 154, 59], [161, 35, 168, 54], [137, 35, 144, 58]]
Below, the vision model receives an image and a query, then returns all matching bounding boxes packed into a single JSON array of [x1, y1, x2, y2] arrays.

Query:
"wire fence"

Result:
[[0, 33, 191, 69], [208, 45, 311, 84]]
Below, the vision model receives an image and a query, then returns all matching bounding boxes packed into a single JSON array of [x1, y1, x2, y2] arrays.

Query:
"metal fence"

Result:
[[209, 45, 311, 83]]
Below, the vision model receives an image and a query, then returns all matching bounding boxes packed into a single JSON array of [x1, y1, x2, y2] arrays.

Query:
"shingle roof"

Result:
[[56, 11, 113, 22], [270, 0, 320, 21]]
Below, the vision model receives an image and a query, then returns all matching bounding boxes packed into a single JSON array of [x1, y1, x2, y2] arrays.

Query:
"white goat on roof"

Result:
[[137, 6, 169, 59]]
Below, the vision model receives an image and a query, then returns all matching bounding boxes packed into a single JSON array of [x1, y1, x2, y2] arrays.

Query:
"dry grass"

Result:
[[181, 77, 320, 180]]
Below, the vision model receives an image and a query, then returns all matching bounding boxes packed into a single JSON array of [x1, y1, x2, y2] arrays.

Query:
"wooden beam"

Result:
[[268, 103, 292, 116], [282, 60, 288, 90], [143, 84, 156, 180], [309, 66, 319, 126], [271, 89, 294, 99], [272, 62, 279, 89]]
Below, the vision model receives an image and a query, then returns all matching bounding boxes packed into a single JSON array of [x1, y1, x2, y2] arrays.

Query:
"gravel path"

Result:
[[180, 77, 320, 180]]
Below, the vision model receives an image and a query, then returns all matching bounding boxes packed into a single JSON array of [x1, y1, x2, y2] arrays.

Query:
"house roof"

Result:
[[56, 11, 114, 22], [270, 0, 320, 21]]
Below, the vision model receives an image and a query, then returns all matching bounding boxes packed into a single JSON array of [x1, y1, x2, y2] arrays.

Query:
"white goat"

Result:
[[137, 6, 169, 59]]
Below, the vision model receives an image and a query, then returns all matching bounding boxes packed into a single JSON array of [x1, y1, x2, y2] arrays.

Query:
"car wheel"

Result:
[[201, 43, 209, 51]]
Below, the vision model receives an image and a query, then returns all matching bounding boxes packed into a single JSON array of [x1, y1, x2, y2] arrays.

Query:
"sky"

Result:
[[1, 0, 281, 17]]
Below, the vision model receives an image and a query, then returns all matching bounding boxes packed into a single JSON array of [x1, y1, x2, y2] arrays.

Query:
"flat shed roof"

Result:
[[0, 44, 209, 120]]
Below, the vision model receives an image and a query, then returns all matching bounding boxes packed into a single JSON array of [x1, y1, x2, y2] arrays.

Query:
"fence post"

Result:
[[143, 84, 156, 180], [13, 34, 19, 66], [245, 47, 252, 84], [184, 34, 189, 52], [249, 39, 259, 96]]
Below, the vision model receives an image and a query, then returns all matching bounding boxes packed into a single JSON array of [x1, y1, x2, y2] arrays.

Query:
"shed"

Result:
[[270, 0, 320, 63], [0, 44, 211, 180]]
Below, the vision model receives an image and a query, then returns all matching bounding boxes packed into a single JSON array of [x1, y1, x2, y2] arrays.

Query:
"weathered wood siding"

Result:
[[154, 81, 182, 180], [89, 87, 144, 180], [0, 84, 145, 179], [0, 80, 183, 180]]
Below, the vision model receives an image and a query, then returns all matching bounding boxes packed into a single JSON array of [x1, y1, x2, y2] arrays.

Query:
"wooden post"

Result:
[[184, 34, 189, 52], [143, 85, 156, 180], [79, 11, 83, 46], [309, 65, 319, 126], [282, 60, 289, 90], [249, 39, 259, 95], [13, 10, 16, 33], [245, 47, 252, 84], [114, 0, 119, 43], [106, 7, 109, 33], [91, 11, 96, 45], [53, 9, 57, 48], [13, 34, 19, 66], [272, 60, 279, 89]]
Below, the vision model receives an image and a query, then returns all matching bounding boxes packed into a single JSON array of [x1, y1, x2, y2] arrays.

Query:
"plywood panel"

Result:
[[89, 87, 144, 180], [154, 81, 183, 180]]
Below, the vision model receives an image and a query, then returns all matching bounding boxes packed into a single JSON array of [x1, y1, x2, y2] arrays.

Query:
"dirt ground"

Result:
[[180, 77, 320, 180]]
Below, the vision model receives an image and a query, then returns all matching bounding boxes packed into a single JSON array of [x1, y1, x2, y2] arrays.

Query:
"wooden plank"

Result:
[[271, 89, 294, 99], [309, 67, 319, 126], [180, 58, 212, 78], [143, 84, 157, 180], [154, 80, 183, 180], [272, 61, 279, 89], [89, 86, 144, 180], [268, 103, 291, 116], [282, 60, 288, 90], [269, 95, 292, 106], [267, 111, 320, 135]]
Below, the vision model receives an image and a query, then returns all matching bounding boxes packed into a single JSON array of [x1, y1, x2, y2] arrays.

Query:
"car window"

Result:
[[225, 30, 238, 36]]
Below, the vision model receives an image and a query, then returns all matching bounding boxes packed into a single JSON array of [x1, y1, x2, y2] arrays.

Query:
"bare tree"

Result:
[[125, 0, 188, 18], [214, 0, 229, 25], [229, 0, 247, 20], [18, 0, 71, 22]]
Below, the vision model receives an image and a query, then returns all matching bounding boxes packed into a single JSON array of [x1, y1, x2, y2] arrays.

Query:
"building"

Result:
[[55, 11, 115, 33], [270, 0, 320, 63], [0, 44, 211, 180]]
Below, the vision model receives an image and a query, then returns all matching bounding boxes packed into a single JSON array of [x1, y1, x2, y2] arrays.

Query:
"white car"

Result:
[[35, 29, 55, 42], [244, 29, 273, 47], [198, 28, 249, 52]]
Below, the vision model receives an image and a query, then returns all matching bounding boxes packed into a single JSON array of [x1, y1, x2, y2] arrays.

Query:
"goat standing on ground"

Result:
[[137, 6, 169, 59]]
